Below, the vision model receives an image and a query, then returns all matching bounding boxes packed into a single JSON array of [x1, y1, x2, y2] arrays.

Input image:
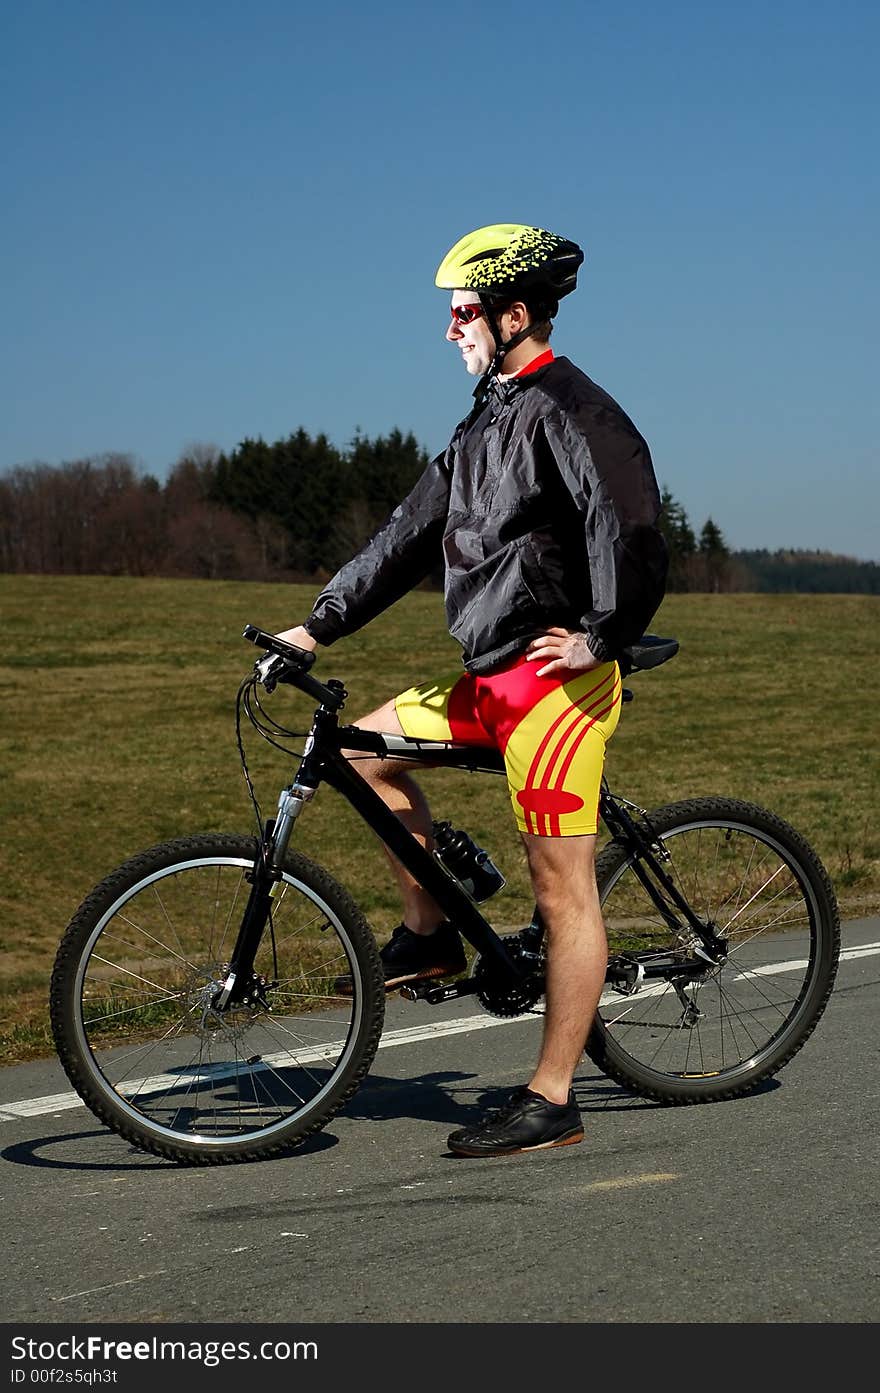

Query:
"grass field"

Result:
[[1, 574, 877, 1063]]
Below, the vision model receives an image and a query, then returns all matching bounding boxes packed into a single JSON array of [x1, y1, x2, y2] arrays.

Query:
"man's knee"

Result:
[[352, 698, 403, 735], [522, 833, 598, 912], [342, 697, 408, 783]]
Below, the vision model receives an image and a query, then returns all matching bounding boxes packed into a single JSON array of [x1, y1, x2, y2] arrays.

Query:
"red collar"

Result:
[[509, 348, 554, 379]]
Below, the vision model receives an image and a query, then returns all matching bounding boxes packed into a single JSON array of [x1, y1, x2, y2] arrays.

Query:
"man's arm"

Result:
[[542, 408, 669, 664], [277, 449, 452, 648]]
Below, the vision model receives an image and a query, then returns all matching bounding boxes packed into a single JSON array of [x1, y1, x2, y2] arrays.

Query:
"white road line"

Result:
[[2, 941, 877, 1124], [0, 1012, 535, 1120]]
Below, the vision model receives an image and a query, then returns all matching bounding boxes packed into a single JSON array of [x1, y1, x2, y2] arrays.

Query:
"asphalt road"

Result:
[[2, 917, 878, 1325]]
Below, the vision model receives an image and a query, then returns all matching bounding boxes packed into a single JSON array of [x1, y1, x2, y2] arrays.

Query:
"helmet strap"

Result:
[[472, 304, 549, 405]]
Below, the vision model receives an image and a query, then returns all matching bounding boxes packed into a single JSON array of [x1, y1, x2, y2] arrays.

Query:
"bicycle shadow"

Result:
[[341, 1066, 781, 1126], [0, 1124, 338, 1172], [0, 1073, 780, 1173]]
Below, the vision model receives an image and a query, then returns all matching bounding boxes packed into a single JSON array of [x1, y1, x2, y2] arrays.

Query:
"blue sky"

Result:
[[3, 0, 878, 559]]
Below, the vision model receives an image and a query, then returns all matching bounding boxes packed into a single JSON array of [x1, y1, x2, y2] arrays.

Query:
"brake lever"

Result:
[[255, 654, 286, 692]]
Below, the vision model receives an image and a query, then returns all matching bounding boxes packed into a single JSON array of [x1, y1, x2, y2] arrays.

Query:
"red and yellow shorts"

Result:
[[394, 656, 622, 837]]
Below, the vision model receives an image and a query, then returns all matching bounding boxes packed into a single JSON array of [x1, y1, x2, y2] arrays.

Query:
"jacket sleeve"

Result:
[[543, 407, 669, 661], [303, 449, 452, 646]]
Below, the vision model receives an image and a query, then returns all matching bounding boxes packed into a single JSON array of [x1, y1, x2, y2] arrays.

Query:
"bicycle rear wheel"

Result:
[[586, 798, 839, 1103], [50, 834, 384, 1163]]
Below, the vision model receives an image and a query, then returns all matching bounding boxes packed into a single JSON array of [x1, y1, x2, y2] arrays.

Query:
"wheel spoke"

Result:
[[592, 801, 838, 1099], [52, 839, 383, 1160]]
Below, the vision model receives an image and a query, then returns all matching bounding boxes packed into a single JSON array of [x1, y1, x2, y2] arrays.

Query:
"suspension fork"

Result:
[[213, 711, 328, 1011], [210, 821, 277, 1010]]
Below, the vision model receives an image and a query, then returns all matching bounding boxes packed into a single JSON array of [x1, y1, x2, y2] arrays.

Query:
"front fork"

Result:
[[212, 781, 316, 1011]]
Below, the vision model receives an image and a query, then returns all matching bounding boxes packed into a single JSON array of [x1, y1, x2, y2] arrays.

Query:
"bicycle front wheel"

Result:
[[586, 798, 839, 1103], [50, 834, 385, 1164]]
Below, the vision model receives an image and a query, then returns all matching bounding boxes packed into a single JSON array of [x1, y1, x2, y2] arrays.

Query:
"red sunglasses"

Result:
[[450, 303, 484, 326]]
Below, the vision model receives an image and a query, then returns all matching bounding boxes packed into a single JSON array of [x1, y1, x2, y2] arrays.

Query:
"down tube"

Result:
[[321, 753, 519, 981]]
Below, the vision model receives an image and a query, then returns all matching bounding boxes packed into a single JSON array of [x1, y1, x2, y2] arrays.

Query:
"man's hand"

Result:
[[525, 627, 602, 678], [274, 624, 318, 652]]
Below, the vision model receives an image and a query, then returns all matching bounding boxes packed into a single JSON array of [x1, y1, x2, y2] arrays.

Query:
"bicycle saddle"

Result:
[[619, 635, 679, 675]]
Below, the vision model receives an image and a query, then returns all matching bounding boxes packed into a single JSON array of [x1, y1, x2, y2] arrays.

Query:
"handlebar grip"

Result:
[[242, 623, 344, 711], [242, 624, 316, 669]]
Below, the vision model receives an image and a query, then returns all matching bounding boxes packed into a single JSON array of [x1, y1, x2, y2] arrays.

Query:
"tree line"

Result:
[[656, 487, 879, 593], [1, 431, 876, 593], [0, 430, 429, 582]]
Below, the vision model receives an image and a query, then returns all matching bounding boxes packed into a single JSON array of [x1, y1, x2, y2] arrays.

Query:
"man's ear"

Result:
[[508, 300, 529, 330]]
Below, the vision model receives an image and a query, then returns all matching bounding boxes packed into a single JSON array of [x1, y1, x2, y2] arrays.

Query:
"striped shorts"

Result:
[[394, 655, 622, 837]]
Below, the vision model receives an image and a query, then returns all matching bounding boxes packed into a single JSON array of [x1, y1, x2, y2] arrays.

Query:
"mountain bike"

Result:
[[50, 627, 840, 1165]]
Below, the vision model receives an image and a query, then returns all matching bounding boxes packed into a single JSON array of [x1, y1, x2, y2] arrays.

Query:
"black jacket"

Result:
[[304, 355, 668, 673]]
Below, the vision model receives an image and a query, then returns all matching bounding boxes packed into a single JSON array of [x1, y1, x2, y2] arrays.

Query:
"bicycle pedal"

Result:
[[399, 979, 478, 1004]]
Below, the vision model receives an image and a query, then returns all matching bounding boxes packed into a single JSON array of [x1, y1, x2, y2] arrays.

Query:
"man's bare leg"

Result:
[[344, 700, 445, 934], [521, 832, 606, 1105]]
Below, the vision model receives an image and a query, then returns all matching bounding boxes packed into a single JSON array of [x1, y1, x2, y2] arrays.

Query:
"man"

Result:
[[276, 224, 668, 1157]]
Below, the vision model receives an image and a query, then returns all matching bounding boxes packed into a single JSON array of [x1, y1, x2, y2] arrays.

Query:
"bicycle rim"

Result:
[[588, 799, 839, 1102], [51, 835, 384, 1161]]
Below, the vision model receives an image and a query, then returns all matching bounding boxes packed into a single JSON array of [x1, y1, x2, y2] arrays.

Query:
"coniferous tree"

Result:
[[658, 485, 696, 590], [699, 517, 730, 592]]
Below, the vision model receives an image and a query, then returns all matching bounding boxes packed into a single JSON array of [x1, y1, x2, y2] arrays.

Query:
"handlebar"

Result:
[[241, 624, 346, 711], [243, 623, 679, 711]]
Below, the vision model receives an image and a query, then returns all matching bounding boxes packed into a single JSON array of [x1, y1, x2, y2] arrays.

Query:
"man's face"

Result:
[[445, 290, 496, 376]]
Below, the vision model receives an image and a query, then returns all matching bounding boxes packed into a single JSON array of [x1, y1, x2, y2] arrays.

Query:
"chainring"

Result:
[[471, 931, 546, 1017]]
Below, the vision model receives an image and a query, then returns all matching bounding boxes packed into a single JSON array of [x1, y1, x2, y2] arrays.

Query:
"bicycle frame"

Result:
[[218, 705, 521, 1008], [219, 658, 725, 1012], [49, 622, 839, 1165]]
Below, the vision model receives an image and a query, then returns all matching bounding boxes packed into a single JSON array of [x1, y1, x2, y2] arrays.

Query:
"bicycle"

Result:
[[50, 626, 840, 1165]]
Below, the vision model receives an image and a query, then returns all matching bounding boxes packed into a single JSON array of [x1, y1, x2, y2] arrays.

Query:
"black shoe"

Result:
[[334, 922, 467, 995], [447, 1087, 583, 1157]]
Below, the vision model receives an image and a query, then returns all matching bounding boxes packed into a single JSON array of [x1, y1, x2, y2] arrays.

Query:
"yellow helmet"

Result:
[[435, 223, 583, 301]]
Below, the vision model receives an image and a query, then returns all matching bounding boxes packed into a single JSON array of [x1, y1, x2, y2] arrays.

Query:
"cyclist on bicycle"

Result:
[[276, 223, 668, 1156]]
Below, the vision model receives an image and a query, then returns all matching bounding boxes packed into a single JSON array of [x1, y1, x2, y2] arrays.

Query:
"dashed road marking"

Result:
[[51, 1270, 168, 1302], [574, 1172, 680, 1192]]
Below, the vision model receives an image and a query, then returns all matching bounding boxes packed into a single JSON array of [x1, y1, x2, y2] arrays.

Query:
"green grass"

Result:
[[1, 574, 877, 1063]]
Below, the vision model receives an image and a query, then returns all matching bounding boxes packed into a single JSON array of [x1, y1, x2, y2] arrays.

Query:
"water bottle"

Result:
[[431, 820, 506, 902]]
